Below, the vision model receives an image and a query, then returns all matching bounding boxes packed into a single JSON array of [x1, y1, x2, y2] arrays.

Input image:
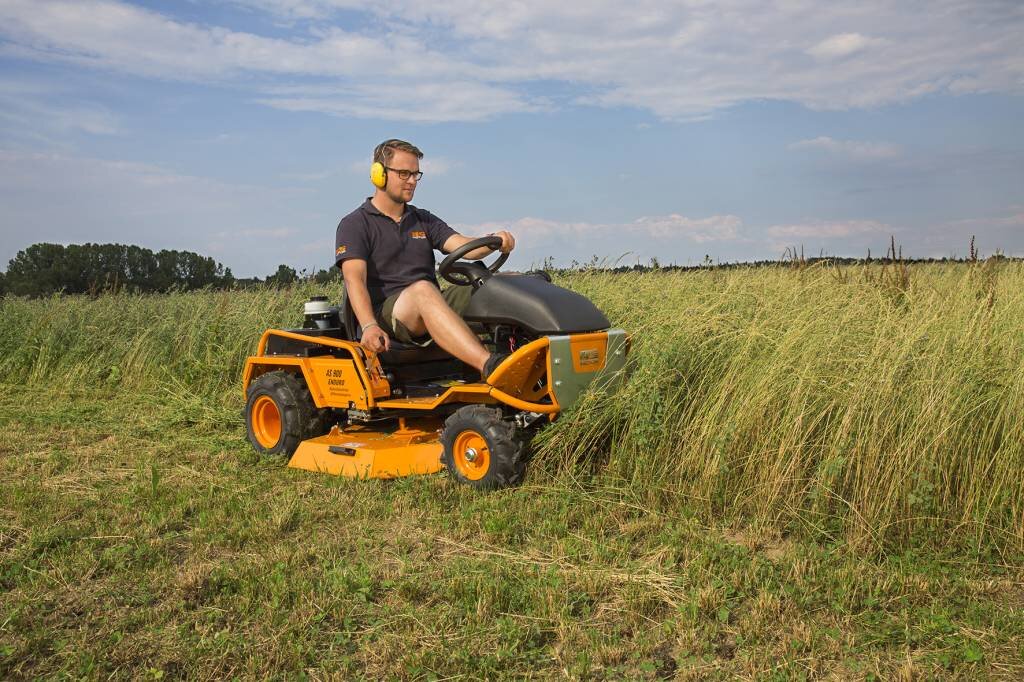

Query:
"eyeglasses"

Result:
[[385, 166, 424, 181]]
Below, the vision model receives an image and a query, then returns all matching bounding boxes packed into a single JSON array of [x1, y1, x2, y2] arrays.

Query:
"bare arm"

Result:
[[341, 259, 389, 352], [441, 230, 516, 260]]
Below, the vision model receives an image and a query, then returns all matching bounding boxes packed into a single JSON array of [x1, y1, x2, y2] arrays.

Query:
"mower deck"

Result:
[[288, 418, 445, 478]]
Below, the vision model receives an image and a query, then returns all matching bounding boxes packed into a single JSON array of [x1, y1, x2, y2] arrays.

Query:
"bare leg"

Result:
[[391, 281, 490, 371]]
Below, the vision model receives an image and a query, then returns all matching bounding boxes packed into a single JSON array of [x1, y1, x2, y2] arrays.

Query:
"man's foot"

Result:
[[482, 352, 510, 382]]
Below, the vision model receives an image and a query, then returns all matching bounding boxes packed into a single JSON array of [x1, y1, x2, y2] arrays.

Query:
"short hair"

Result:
[[374, 139, 423, 166]]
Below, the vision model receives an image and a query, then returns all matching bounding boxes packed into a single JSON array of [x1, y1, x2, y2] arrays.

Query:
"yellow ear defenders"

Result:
[[369, 140, 392, 189]]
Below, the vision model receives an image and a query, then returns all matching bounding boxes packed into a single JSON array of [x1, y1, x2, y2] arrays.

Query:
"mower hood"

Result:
[[462, 272, 611, 334]]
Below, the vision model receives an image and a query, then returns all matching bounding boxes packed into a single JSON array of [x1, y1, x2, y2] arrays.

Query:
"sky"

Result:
[[0, 0, 1021, 277]]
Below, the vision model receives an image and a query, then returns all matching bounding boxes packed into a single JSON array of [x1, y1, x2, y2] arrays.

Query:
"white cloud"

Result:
[[806, 33, 878, 60], [631, 214, 742, 242], [298, 238, 333, 253], [888, 210, 1024, 258], [421, 157, 457, 177], [0, 1, 1021, 122], [454, 217, 604, 238], [0, 78, 120, 138], [279, 169, 334, 182], [767, 220, 891, 239], [212, 227, 299, 239], [1005, 214, 1024, 228], [257, 82, 541, 122], [223, 0, 343, 21], [0, 150, 225, 194], [455, 213, 744, 242], [790, 136, 901, 161], [947, 211, 1024, 230], [0, 1, 471, 82], [0, 149, 324, 276]]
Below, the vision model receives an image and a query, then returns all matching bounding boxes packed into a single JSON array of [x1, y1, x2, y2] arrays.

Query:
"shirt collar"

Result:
[[361, 197, 415, 219]]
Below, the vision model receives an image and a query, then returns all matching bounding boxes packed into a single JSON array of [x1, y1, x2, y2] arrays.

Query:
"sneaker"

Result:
[[482, 352, 510, 382]]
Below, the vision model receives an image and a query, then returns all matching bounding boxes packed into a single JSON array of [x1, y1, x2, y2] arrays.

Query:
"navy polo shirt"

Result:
[[335, 198, 457, 308]]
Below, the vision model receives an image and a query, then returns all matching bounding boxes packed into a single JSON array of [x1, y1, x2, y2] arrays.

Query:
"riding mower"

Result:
[[242, 236, 629, 489]]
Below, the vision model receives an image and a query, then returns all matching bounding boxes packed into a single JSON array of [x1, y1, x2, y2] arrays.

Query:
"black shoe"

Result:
[[482, 352, 509, 382]]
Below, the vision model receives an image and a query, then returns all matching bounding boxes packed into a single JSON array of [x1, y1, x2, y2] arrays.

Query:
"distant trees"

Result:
[[266, 264, 298, 287], [0, 243, 351, 297], [3, 243, 234, 297], [250, 265, 341, 288], [310, 267, 343, 285]]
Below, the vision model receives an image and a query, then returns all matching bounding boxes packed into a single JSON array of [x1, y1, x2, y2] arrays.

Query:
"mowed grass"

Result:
[[2, 386, 1021, 679], [1, 262, 1023, 677]]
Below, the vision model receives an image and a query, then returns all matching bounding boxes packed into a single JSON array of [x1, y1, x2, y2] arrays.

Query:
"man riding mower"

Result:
[[241, 237, 630, 489]]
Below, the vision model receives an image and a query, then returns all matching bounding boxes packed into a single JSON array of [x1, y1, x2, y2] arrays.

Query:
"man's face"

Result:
[[384, 149, 421, 203]]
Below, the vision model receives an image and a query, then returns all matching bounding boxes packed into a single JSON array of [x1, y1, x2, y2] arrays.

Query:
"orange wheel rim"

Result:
[[252, 395, 282, 449], [452, 430, 490, 481]]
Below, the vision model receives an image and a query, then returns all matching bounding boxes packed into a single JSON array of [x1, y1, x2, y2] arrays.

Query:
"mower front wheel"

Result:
[[441, 405, 527, 489], [245, 371, 330, 457]]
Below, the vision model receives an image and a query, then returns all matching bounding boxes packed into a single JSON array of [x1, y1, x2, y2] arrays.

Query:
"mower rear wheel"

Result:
[[245, 371, 330, 457], [441, 405, 527, 489]]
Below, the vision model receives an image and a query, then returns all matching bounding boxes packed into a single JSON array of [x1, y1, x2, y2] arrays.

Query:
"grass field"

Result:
[[1, 263, 1022, 678]]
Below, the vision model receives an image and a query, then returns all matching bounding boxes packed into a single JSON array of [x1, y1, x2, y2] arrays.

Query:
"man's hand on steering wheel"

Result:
[[489, 230, 515, 254], [439, 235, 510, 287], [360, 323, 390, 353]]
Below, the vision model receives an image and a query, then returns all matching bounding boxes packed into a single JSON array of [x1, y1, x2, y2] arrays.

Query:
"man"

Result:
[[335, 139, 515, 380]]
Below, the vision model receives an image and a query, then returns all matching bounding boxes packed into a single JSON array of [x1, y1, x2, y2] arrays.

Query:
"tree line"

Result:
[[4, 239, 1010, 298], [0, 243, 341, 297]]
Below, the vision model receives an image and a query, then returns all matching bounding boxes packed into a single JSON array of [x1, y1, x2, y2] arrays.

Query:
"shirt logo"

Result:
[[335, 245, 347, 255], [410, 230, 427, 239]]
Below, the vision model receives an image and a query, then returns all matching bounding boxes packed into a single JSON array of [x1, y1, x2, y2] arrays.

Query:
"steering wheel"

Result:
[[438, 235, 508, 287]]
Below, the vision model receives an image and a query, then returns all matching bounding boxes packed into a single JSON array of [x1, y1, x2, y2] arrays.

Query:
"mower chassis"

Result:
[[243, 328, 628, 479]]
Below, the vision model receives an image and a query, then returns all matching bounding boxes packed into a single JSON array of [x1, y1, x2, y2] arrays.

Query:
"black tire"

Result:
[[245, 371, 331, 457], [441, 405, 527, 489]]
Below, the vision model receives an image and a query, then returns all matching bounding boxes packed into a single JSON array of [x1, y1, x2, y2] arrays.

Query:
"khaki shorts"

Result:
[[377, 282, 473, 346]]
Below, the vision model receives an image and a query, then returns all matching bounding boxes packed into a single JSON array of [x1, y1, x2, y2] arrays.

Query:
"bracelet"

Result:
[[361, 322, 380, 333]]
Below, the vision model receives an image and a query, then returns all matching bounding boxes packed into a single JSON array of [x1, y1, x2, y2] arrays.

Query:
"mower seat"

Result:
[[341, 291, 453, 365]]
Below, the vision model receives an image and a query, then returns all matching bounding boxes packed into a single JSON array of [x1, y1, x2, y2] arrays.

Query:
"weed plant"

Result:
[[1, 263, 1022, 555]]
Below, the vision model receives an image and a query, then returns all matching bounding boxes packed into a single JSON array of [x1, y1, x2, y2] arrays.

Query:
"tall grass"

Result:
[[2, 263, 1022, 553]]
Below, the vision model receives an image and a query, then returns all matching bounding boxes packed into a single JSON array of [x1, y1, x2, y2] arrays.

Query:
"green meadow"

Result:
[[1, 262, 1022, 678]]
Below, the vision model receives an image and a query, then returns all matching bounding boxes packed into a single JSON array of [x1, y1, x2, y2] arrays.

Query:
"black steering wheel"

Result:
[[438, 235, 508, 287]]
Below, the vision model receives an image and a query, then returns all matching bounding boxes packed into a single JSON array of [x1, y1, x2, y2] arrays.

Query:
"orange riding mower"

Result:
[[242, 237, 630, 489]]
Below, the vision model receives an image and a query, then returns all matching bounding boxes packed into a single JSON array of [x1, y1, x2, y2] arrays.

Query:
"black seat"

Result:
[[340, 291, 453, 365]]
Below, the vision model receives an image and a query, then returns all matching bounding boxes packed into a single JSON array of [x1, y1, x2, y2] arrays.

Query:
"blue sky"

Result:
[[0, 0, 1021, 277]]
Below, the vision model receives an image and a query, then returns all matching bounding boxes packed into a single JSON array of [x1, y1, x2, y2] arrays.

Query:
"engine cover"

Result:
[[462, 273, 611, 334]]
